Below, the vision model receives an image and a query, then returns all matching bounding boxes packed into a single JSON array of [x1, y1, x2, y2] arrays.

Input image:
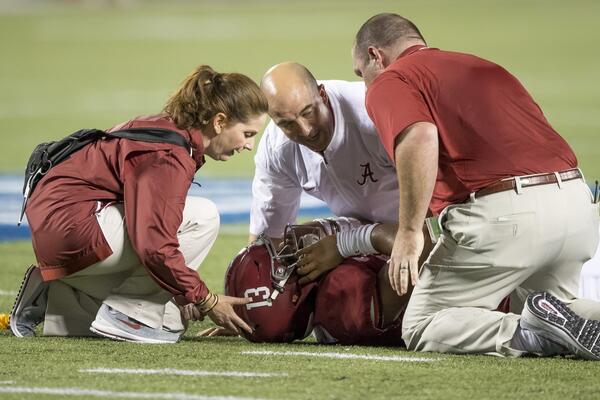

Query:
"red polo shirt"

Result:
[[26, 114, 210, 305], [365, 45, 577, 214]]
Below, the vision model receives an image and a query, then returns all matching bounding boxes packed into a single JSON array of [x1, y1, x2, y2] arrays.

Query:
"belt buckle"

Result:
[[514, 176, 523, 194]]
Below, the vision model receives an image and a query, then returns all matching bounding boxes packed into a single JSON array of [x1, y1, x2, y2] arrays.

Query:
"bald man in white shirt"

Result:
[[250, 62, 400, 282]]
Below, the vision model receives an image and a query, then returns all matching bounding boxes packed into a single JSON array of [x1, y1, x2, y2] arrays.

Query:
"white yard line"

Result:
[[242, 350, 438, 362], [80, 368, 287, 378], [0, 289, 17, 296], [0, 386, 263, 400], [0, 381, 15, 385]]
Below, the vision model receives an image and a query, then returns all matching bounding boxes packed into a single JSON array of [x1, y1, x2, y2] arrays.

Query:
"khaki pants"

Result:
[[402, 178, 600, 356], [43, 197, 220, 336]]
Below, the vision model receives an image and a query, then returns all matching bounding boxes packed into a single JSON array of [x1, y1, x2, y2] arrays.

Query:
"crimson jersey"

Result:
[[314, 256, 405, 346], [225, 239, 406, 346], [366, 45, 577, 214]]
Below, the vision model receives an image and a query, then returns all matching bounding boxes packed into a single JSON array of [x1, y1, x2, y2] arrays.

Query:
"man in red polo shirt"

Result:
[[352, 13, 600, 359]]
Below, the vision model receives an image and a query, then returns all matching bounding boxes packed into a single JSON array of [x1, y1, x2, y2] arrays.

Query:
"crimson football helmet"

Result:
[[224, 231, 319, 343]]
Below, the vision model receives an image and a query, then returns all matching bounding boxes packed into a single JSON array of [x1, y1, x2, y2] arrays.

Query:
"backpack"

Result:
[[19, 127, 191, 225]]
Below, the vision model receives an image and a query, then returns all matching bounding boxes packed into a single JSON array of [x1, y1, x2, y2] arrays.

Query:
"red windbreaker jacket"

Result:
[[26, 114, 211, 305]]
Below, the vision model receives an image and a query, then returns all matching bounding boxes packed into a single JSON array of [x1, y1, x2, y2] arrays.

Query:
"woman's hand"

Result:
[[206, 295, 253, 335], [181, 295, 253, 336]]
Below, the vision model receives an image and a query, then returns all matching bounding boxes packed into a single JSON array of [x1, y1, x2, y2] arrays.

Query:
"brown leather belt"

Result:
[[474, 168, 582, 199]]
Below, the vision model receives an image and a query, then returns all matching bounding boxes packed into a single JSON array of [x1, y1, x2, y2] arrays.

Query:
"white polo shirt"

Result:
[[250, 80, 399, 238]]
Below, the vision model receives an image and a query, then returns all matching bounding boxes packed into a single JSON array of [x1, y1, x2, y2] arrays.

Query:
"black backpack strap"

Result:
[[18, 127, 192, 226], [105, 128, 191, 155], [44, 129, 106, 168], [18, 129, 106, 226]]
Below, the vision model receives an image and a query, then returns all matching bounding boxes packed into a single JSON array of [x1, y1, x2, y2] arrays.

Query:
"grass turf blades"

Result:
[[2, 235, 600, 400]]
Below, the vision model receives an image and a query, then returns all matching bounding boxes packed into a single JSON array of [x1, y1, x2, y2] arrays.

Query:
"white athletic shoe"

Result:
[[520, 292, 600, 360], [10, 265, 48, 337], [90, 304, 180, 344]]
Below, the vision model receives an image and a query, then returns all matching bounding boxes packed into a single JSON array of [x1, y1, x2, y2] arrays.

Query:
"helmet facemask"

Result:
[[259, 224, 326, 299]]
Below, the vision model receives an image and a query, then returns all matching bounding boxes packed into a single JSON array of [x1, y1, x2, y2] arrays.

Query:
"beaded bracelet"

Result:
[[197, 292, 219, 314]]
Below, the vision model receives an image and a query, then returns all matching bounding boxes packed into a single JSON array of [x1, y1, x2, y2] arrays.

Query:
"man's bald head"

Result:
[[260, 62, 334, 153], [261, 62, 320, 116]]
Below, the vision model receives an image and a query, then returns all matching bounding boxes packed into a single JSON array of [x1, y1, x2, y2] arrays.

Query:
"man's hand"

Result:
[[389, 229, 424, 296], [296, 235, 343, 285], [206, 295, 253, 336]]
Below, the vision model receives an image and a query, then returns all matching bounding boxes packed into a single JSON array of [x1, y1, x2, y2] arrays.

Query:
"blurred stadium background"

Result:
[[1, 0, 599, 177], [1, 1, 600, 399]]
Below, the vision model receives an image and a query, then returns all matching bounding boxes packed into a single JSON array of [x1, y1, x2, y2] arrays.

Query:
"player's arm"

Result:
[[295, 217, 375, 285], [296, 218, 435, 285], [371, 222, 433, 260]]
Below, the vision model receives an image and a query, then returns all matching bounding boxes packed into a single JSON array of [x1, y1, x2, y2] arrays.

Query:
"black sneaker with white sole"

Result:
[[520, 292, 600, 361], [10, 265, 48, 337]]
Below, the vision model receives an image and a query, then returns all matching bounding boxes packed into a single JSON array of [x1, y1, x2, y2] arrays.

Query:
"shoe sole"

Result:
[[9, 265, 41, 338], [90, 317, 178, 344], [521, 292, 600, 360]]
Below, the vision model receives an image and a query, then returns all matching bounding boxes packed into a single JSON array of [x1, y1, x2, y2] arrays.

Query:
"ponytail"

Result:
[[164, 65, 268, 130]]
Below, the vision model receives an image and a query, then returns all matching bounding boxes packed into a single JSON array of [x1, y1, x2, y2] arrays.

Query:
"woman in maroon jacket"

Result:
[[11, 64, 268, 343]]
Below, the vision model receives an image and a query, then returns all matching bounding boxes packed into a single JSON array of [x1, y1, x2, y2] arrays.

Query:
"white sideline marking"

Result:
[[0, 289, 17, 296], [0, 386, 263, 400], [80, 367, 287, 378], [0, 381, 15, 384], [242, 350, 438, 362]]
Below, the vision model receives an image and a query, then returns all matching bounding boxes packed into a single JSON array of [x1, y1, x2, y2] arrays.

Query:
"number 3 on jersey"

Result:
[[244, 286, 273, 309]]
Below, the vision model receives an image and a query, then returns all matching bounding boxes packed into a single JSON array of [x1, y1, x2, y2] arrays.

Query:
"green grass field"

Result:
[[0, 234, 600, 400], [2, 1, 600, 399], [3, 236, 600, 400]]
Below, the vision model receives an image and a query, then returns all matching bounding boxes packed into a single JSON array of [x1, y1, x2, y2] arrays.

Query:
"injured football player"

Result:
[[200, 218, 426, 345]]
